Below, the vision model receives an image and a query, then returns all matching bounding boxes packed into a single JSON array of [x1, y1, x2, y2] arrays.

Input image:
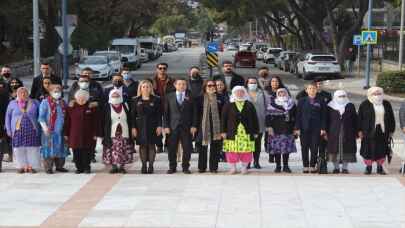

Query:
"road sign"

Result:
[[353, 35, 362, 46], [361, 30, 378, 45], [207, 52, 218, 68], [58, 43, 73, 55], [55, 26, 76, 40], [207, 42, 219, 52]]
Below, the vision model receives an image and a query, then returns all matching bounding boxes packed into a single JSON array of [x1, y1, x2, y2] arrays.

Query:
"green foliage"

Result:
[[150, 15, 190, 36], [376, 71, 405, 93]]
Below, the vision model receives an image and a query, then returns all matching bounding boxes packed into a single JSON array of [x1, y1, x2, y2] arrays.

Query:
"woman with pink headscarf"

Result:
[[5, 87, 41, 173]]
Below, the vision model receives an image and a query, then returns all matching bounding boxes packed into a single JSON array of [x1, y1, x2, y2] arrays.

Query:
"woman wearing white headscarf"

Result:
[[327, 90, 357, 174], [358, 87, 395, 175], [102, 89, 134, 174], [266, 88, 297, 173], [221, 86, 259, 174]]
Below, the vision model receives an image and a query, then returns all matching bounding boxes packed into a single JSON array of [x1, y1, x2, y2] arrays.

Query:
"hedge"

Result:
[[376, 71, 405, 93]]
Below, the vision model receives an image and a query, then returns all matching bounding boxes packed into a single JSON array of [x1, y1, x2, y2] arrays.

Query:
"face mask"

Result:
[[191, 73, 199, 79], [2, 73, 11, 78], [247, 84, 257, 91], [122, 73, 130, 81], [335, 97, 347, 105], [113, 80, 123, 88], [278, 96, 288, 102], [51, 92, 62, 100], [372, 95, 383, 104], [78, 81, 89, 89], [110, 97, 122, 105]]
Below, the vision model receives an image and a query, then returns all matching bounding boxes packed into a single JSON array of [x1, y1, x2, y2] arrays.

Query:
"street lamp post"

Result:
[[364, 0, 373, 89], [62, 0, 69, 89], [399, 0, 405, 70], [33, 0, 40, 76]]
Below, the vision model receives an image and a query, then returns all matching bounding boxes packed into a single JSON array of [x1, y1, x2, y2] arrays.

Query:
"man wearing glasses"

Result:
[[152, 63, 175, 153]]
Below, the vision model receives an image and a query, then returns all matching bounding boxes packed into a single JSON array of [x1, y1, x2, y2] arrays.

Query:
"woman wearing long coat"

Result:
[[131, 80, 162, 174], [358, 87, 395, 175], [64, 89, 101, 174], [38, 84, 69, 174], [195, 80, 225, 173], [246, 77, 266, 169], [326, 90, 357, 174]]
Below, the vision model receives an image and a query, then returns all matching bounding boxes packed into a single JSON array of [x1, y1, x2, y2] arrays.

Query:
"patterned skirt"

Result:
[[12, 115, 40, 148], [102, 136, 134, 165], [223, 124, 255, 153], [267, 134, 297, 155]]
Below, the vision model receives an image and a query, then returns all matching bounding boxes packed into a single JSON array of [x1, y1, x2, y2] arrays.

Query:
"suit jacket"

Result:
[[295, 96, 327, 132], [163, 92, 197, 130]]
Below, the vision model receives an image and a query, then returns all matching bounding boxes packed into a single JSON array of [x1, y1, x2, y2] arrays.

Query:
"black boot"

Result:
[[269, 154, 275, 163], [274, 166, 282, 173], [141, 163, 147, 174], [253, 161, 261, 169], [110, 165, 119, 174], [148, 163, 154, 174], [364, 166, 372, 175], [247, 163, 251, 169], [377, 165, 386, 175]]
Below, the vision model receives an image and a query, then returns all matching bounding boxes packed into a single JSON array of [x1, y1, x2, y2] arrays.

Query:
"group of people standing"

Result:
[[0, 60, 398, 175]]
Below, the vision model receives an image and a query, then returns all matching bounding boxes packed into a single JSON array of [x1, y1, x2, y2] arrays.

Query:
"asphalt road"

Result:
[[19, 47, 404, 139]]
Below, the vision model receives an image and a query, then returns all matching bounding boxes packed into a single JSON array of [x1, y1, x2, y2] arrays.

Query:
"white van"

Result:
[[138, 37, 159, 61], [111, 38, 142, 70]]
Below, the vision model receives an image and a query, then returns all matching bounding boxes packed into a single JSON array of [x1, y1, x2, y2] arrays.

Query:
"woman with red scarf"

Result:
[[38, 84, 69, 174], [102, 89, 134, 174]]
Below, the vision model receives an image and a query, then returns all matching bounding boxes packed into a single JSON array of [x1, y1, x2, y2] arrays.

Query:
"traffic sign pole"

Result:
[[364, 0, 373, 89], [357, 46, 361, 77]]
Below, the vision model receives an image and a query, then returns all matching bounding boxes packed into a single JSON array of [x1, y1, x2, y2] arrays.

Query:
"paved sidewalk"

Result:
[[0, 140, 404, 228]]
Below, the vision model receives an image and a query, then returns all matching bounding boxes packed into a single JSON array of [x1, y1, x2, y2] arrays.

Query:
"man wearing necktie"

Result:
[[163, 78, 198, 174]]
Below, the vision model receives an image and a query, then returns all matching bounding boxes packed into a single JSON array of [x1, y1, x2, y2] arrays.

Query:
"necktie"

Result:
[[178, 93, 183, 104]]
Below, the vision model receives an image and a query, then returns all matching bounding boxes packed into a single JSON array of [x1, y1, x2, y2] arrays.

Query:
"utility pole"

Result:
[[364, 0, 373, 89], [33, 0, 40, 76], [62, 0, 69, 89], [399, 0, 405, 70]]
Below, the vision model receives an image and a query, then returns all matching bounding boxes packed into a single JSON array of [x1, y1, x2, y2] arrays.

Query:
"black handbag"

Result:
[[387, 137, 393, 164]]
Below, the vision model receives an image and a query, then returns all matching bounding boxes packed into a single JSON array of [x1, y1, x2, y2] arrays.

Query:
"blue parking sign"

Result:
[[353, 35, 362, 46], [207, 42, 218, 52]]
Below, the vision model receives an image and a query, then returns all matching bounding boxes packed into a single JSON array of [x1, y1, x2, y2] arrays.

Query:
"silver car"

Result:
[[75, 56, 112, 80]]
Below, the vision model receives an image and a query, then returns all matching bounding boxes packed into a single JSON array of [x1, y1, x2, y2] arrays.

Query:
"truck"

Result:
[[110, 38, 142, 70], [138, 36, 159, 61]]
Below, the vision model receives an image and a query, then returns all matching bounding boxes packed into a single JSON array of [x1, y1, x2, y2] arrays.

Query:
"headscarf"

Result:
[[274, 88, 294, 111], [74, 89, 90, 102], [109, 89, 123, 113], [230, 86, 249, 103], [367, 86, 384, 106], [328, 90, 349, 115], [16, 87, 29, 110]]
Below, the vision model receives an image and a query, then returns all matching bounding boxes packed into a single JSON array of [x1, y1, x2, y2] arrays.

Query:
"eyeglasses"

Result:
[[158, 67, 167, 70]]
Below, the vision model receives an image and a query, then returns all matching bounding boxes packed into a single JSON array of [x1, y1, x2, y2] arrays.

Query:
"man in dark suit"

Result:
[[295, 82, 327, 174], [30, 62, 62, 99], [213, 60, 244, 90], [163, 78, 198, 174]]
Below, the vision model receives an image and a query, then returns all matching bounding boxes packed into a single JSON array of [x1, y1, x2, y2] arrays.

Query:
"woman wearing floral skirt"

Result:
[[103, 89, 134, 174]]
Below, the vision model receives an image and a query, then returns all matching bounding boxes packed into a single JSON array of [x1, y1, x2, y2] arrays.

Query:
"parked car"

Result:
[[256, 47, 268, 61], [226, 44, 238, 51], [93, 51, 122, 75], [234, 51, 256, 68], [111, 38, 142, 70], [277, 51, 297, 71], [75, 56, 112, 80], [263, 48, 283, 64], [296, 53, 342, 80]]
